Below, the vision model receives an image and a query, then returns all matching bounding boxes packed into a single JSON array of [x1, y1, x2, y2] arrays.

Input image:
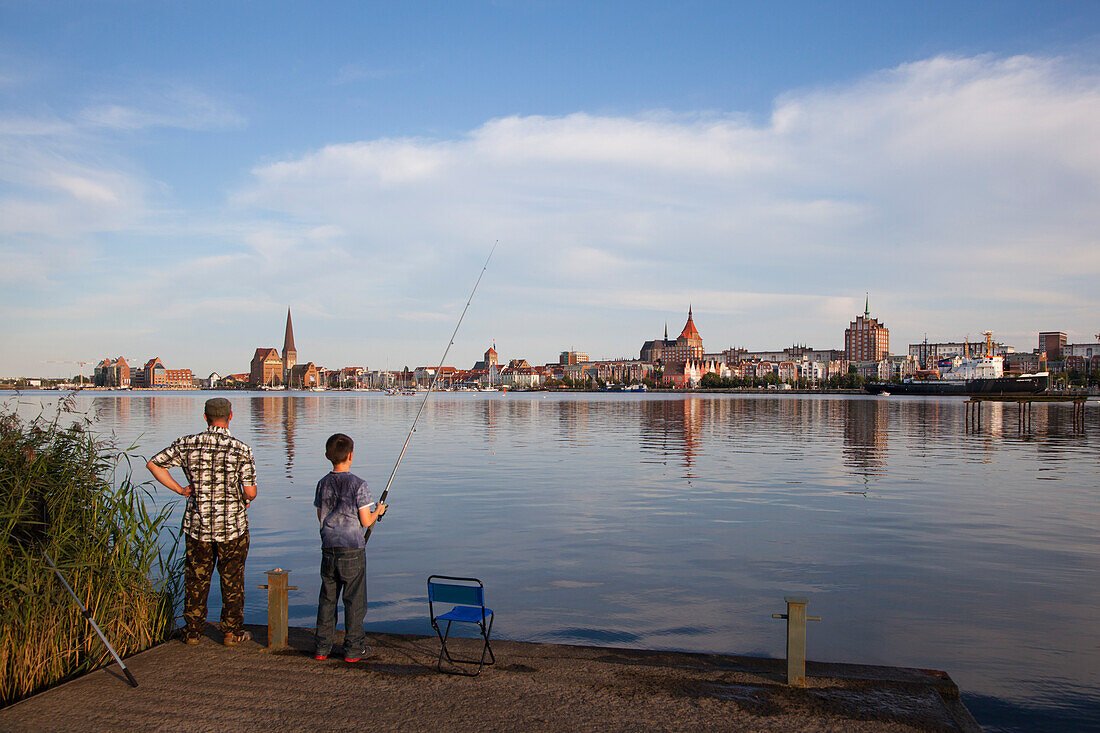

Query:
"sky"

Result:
[[2, 1, 1099, 378]]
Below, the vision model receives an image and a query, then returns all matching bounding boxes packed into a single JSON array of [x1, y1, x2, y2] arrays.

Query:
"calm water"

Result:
[[8, 391, 1099, 732]]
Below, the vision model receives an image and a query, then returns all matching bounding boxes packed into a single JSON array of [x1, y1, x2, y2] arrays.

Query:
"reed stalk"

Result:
[[0, 400, 182, 705]]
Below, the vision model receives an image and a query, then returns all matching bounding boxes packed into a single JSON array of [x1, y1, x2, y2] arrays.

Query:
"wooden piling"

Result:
[[258, 568, 298, 650]]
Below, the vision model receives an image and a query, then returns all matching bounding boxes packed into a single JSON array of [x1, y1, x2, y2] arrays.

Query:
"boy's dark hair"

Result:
[[325, 433, 354, 464]]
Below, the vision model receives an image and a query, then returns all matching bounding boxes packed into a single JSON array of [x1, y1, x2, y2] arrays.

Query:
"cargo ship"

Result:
[[865, 332, 1050, 396]]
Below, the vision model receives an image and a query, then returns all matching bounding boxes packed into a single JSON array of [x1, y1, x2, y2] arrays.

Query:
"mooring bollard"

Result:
[[771, 596, 821, 687], [258, 568, 298, 650]]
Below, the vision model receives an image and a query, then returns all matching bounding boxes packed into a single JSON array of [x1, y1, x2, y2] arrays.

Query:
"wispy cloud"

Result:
[[78, 86, 245, 131]]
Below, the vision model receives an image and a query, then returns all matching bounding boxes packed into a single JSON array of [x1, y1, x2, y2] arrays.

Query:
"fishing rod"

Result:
[[43, 551, 139, 687], [14, 500, 139, 687], [365, 241, 498, 543]]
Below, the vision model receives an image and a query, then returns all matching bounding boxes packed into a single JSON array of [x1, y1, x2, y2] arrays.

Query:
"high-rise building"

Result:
[[1038, 331, 1067, 360], [844, 296, 889, 362], [559, 351, 589, 365], [282, 308, 297, 384]]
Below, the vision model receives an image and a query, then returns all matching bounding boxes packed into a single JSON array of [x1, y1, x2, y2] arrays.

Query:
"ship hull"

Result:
[[865, 374, 1049, 396]]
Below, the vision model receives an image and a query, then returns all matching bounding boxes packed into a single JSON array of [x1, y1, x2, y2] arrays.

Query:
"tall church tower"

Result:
[[282, 307, 297, 385]]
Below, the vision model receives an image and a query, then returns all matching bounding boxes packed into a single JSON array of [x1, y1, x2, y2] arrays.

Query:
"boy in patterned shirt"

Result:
[[147, 397, 258, 646], [313, 433, 386, 662]]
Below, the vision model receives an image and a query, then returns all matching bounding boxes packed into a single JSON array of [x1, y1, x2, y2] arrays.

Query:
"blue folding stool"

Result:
[[427, 575, 495, 676]]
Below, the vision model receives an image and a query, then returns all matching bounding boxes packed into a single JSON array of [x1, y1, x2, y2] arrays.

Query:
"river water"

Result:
[[7, 391, 1098, 731]]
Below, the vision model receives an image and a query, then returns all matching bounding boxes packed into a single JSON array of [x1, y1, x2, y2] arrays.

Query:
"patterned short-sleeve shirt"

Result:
[[150, 426, 256, 542]]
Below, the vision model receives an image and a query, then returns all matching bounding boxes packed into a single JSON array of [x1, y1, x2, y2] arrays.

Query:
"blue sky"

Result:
[[2, 1, 1099, 377]]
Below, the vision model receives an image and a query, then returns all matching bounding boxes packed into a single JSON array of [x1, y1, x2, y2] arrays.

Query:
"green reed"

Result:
[[0, 399, 182, 705]]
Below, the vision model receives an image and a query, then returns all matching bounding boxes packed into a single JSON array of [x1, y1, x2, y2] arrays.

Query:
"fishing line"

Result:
[[365, 241, 498, 543]]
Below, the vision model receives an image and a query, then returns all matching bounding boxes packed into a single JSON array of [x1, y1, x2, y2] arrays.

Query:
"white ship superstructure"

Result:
[[938, 354, 1004, 381]]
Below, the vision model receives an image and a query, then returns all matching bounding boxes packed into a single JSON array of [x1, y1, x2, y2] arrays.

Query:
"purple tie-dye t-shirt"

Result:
[[314, 471, 373, 549]]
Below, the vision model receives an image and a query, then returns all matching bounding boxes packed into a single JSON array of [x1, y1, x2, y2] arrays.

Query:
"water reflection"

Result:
[[639, 397, 702, 476], [842, 398, 888, 476]]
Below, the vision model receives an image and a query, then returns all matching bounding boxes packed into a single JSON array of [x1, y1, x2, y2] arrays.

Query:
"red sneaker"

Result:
[[314, 653, 329, 661]]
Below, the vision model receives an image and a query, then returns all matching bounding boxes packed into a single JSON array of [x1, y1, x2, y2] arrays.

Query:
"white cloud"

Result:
[[4, 54, 1100, 375], [231, 54, 1100, 359]]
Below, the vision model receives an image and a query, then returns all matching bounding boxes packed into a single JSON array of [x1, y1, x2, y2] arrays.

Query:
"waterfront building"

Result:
[[132, 358, 163, 388], [472, 345, 499, 371], [641, 308, 704, 365], [1065, 339, 1100, 360], [412, 365, 459, 387], [282, 308, 298, 384], [851, 360, 891, 381], [363, 370, 396, 389], [287, 361, 320, 389], [1064, 340, 1100, 374], [723, 345, 843, 365], [777, 361, 800, 383], [640, 325, 676, 363], [844, 297, 889, 362], [250, 348, 283, 387], [1004, 352, 1041, 374], [1038, 331, 1067, 360], [662, 358, 726, 388], [594, 360, 654, 385], [328, 366, 366, 388], [886, 355, 919, 379], [93, 357, 131, 388], [498, 366, 542, 388], [907, 339, 1013, 367], [203, 372, 221, 389], [539, 364, 566, 382], [132, 357, 193, 389], [559, 351, 589, 365]]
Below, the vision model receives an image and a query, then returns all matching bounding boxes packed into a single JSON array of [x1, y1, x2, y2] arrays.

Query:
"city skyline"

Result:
[[44, 303, 1095, 385], [2, 3, 1099, 377]]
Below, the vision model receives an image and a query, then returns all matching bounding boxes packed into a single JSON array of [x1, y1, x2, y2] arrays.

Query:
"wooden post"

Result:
[[772, 596, 821, 687], [258, 568, 298, 650]]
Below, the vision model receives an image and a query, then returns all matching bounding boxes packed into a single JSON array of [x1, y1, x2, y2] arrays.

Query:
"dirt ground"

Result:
[[0, 625, 981, 732]]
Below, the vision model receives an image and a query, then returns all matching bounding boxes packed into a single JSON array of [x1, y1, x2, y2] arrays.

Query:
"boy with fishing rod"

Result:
[[314, 242, 495, 661], [313, 433, 387, 662]]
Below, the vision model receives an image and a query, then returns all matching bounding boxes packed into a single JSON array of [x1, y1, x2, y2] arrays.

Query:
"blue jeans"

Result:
[[314, 547, 367, 656]]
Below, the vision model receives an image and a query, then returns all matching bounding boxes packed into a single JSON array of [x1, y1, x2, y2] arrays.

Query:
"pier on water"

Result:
[[964, 393, 1090, 433]]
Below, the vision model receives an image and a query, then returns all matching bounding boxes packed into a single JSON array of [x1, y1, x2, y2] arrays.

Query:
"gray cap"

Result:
[[204, 397, 232, 419]]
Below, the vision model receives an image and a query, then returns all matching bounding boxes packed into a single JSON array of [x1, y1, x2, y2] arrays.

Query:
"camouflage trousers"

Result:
[[183, 531, 249, 636]]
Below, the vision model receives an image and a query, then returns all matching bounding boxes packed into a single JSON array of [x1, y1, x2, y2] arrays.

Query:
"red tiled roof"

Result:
[[678, 308, 701, 341]]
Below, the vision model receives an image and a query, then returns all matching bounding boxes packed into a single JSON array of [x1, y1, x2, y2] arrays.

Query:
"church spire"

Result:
[[864, 293, 870, 318], [283, 308, 296, 354]]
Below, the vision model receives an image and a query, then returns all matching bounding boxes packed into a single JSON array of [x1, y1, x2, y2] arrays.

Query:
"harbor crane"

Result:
[[42, 360, 91, 386]]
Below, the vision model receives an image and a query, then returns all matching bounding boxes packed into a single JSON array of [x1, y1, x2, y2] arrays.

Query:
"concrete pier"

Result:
[[0, 625, 980, 732]]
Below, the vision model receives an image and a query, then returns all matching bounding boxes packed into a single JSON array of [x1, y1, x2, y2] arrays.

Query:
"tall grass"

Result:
[[0, 398, 182, 705]]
